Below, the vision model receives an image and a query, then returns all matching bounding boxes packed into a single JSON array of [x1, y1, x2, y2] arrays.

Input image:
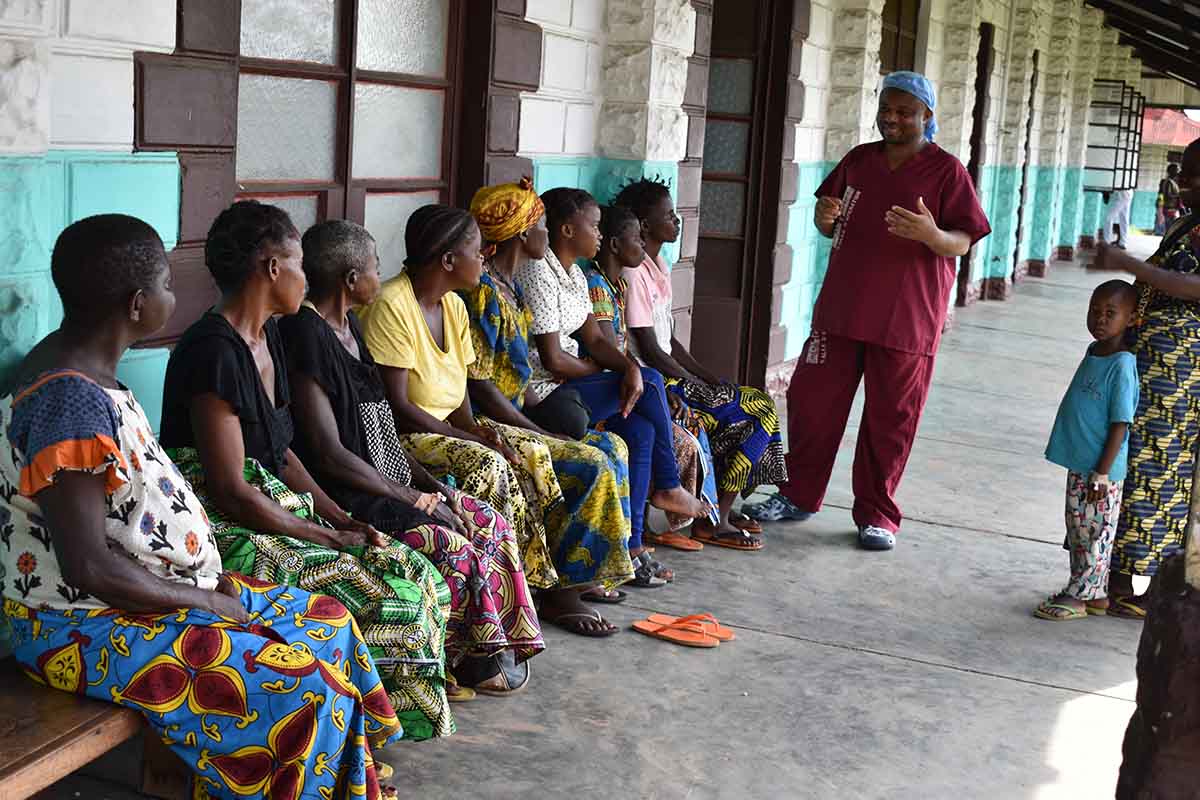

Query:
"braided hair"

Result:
[[611, 176, 672, 223], [51, 214, 167, 321], [541, 187, 598, 243], [204, 201, 299, 293], [403, 205, 477, 270]]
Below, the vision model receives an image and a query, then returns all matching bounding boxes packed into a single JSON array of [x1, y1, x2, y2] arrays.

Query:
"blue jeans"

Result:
[[567, 367, 681, 548]]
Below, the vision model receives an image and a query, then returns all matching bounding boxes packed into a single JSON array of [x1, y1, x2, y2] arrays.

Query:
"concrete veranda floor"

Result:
[[51, 235, 1160, 799]]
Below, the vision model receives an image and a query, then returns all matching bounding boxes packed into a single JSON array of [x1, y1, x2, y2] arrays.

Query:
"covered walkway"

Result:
[[47, 239, 1156, 798], [378, 241, 1154, 796]]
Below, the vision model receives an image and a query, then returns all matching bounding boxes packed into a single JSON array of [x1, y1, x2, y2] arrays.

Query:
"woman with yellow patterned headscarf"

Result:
[[458, 178, 637, 636]]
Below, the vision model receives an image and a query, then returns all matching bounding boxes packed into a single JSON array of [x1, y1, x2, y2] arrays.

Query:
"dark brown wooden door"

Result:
[[690, 0, 791, 385]]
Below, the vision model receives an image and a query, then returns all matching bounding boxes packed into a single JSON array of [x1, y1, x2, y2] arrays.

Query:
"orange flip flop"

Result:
[[644, 613, 736, 642], [644, 530, 704, 551], [631, 618, 720, 648]]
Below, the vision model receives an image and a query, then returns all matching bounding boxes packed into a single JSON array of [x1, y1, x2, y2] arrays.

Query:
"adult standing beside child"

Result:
[[744, 70, 991, 551], [1087, 137, 1200, 618]]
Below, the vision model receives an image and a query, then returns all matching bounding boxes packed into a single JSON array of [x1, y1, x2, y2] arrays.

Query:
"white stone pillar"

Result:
[[0, 2, 52, 154], [1057, 6, 1102, 257], [936, 0, 983, 164], [1025, 0, 1080, 271], [823, 0, 884, 161], [598, 0, 696, 163]]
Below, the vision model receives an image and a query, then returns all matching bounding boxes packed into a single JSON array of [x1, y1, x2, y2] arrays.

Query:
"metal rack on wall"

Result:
[[1084, 78, 1144, 193]]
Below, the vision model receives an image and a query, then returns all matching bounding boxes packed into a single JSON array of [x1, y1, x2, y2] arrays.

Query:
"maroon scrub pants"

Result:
[[778, 332, 935, 533]]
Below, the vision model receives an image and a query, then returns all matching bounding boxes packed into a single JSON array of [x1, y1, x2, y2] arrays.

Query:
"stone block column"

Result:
[[598, 0, 695, 166], [1057, 7, 1102, 259], [936, 0, 983, 164], [1024, 0, 1080, 276], [598, 0, 697, 333], [982, 0, 1049, 298], [823, 0, 883, 162]]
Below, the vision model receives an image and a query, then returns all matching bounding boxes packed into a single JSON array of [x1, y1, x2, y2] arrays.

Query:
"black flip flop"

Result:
[[473, 651, 532, 696]]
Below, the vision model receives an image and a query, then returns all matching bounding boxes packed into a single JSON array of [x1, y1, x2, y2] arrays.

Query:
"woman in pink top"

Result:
[[614, 178, 787, 550]]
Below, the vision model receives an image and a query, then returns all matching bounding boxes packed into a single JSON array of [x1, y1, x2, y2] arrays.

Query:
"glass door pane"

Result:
[[240, 0, 339, 64], [356, 0, 449, 77], [236, 75, 339, 182], [352, 84, 445, 180], [238, 194, 320, 232], [365, 191, 442, 279]]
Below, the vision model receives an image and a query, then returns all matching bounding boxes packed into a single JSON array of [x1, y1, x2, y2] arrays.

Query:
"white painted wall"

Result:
[[0, 0, 175, 154], [521, 0, 608, 157], [794, 0, 833, 165]]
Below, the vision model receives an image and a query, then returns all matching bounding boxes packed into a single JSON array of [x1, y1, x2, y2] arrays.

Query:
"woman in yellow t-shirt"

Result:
[[360, 206, 630, 635]]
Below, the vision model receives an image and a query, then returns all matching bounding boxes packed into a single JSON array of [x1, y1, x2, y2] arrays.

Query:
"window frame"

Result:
[[235, 0, 466, 222], [879, 0, 919, 75]]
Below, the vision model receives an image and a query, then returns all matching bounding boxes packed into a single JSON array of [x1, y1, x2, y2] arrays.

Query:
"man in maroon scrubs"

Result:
[[745, 71, 991, 550]]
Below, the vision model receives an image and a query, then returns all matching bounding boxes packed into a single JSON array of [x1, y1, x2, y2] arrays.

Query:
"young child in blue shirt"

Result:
[[1038, 280, 1140, 621]]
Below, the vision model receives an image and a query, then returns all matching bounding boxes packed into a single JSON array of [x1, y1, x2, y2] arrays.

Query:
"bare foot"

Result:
[[693, 518, 741, 538], [540, 588, 618, 636], [650, 486, 706, 519]]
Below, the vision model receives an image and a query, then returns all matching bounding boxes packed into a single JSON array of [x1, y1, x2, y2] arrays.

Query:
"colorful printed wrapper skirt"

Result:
[[388, 493, 544, 666], [169, 449, 454, 741], [667, 379, 788, 496], [1112, 312, 1200, 577], [405, 421, 635, 590], [4, 575, 402, 800]]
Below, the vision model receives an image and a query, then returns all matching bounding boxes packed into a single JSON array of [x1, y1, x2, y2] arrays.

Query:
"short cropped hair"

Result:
[[205, 201, 299, 293], [301, 220, 376, 298], [51, 214, 166, 320]]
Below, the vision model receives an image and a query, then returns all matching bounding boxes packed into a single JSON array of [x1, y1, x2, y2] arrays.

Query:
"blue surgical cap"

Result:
[[881, 71, 938, 141]]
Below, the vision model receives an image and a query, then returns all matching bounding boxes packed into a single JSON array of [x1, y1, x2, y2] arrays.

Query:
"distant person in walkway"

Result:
[[1102, 187, 1134, 249], [1089, 136, 1200, 618], [1155, 163, 1183, 236], [1036, 280, 1139, 621], [743, 70, 991, 551]]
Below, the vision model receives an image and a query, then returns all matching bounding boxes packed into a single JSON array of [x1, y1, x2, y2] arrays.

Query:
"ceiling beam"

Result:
[[1115, 30, 1194, 66], [1124, 47, 1200, 92], [1090, 3, 1200, 51], [1087, 0, 1200, 43]]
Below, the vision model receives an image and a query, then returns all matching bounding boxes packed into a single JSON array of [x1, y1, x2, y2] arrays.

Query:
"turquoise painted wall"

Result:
[[780, 161, 836, 360], [1131, 190, 1157, 231], [531, 156, 681, 265], [1058, 167, 1084, 248], [981, 165, 1021, 279], [0, 150, 179, 429], [1025, 165, 1064, 263]]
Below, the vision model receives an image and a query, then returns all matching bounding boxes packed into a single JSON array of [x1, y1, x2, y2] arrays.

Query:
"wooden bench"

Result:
[[0, 657, 189, 799]]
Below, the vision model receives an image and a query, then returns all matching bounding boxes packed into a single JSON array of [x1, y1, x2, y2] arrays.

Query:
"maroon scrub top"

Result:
[[811, 141, 991, 355]]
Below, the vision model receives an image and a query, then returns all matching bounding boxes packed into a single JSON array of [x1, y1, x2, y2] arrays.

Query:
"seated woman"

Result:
[[612, 178, 787, 546], [1, 214, 402, 799], [279, 219, 544, 693], [515, 187, 706, 581], [585, 204, 732, 552], [159, 201, 453, 740], [359, 204, 633, 635], [464, 181, 646, 607]]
